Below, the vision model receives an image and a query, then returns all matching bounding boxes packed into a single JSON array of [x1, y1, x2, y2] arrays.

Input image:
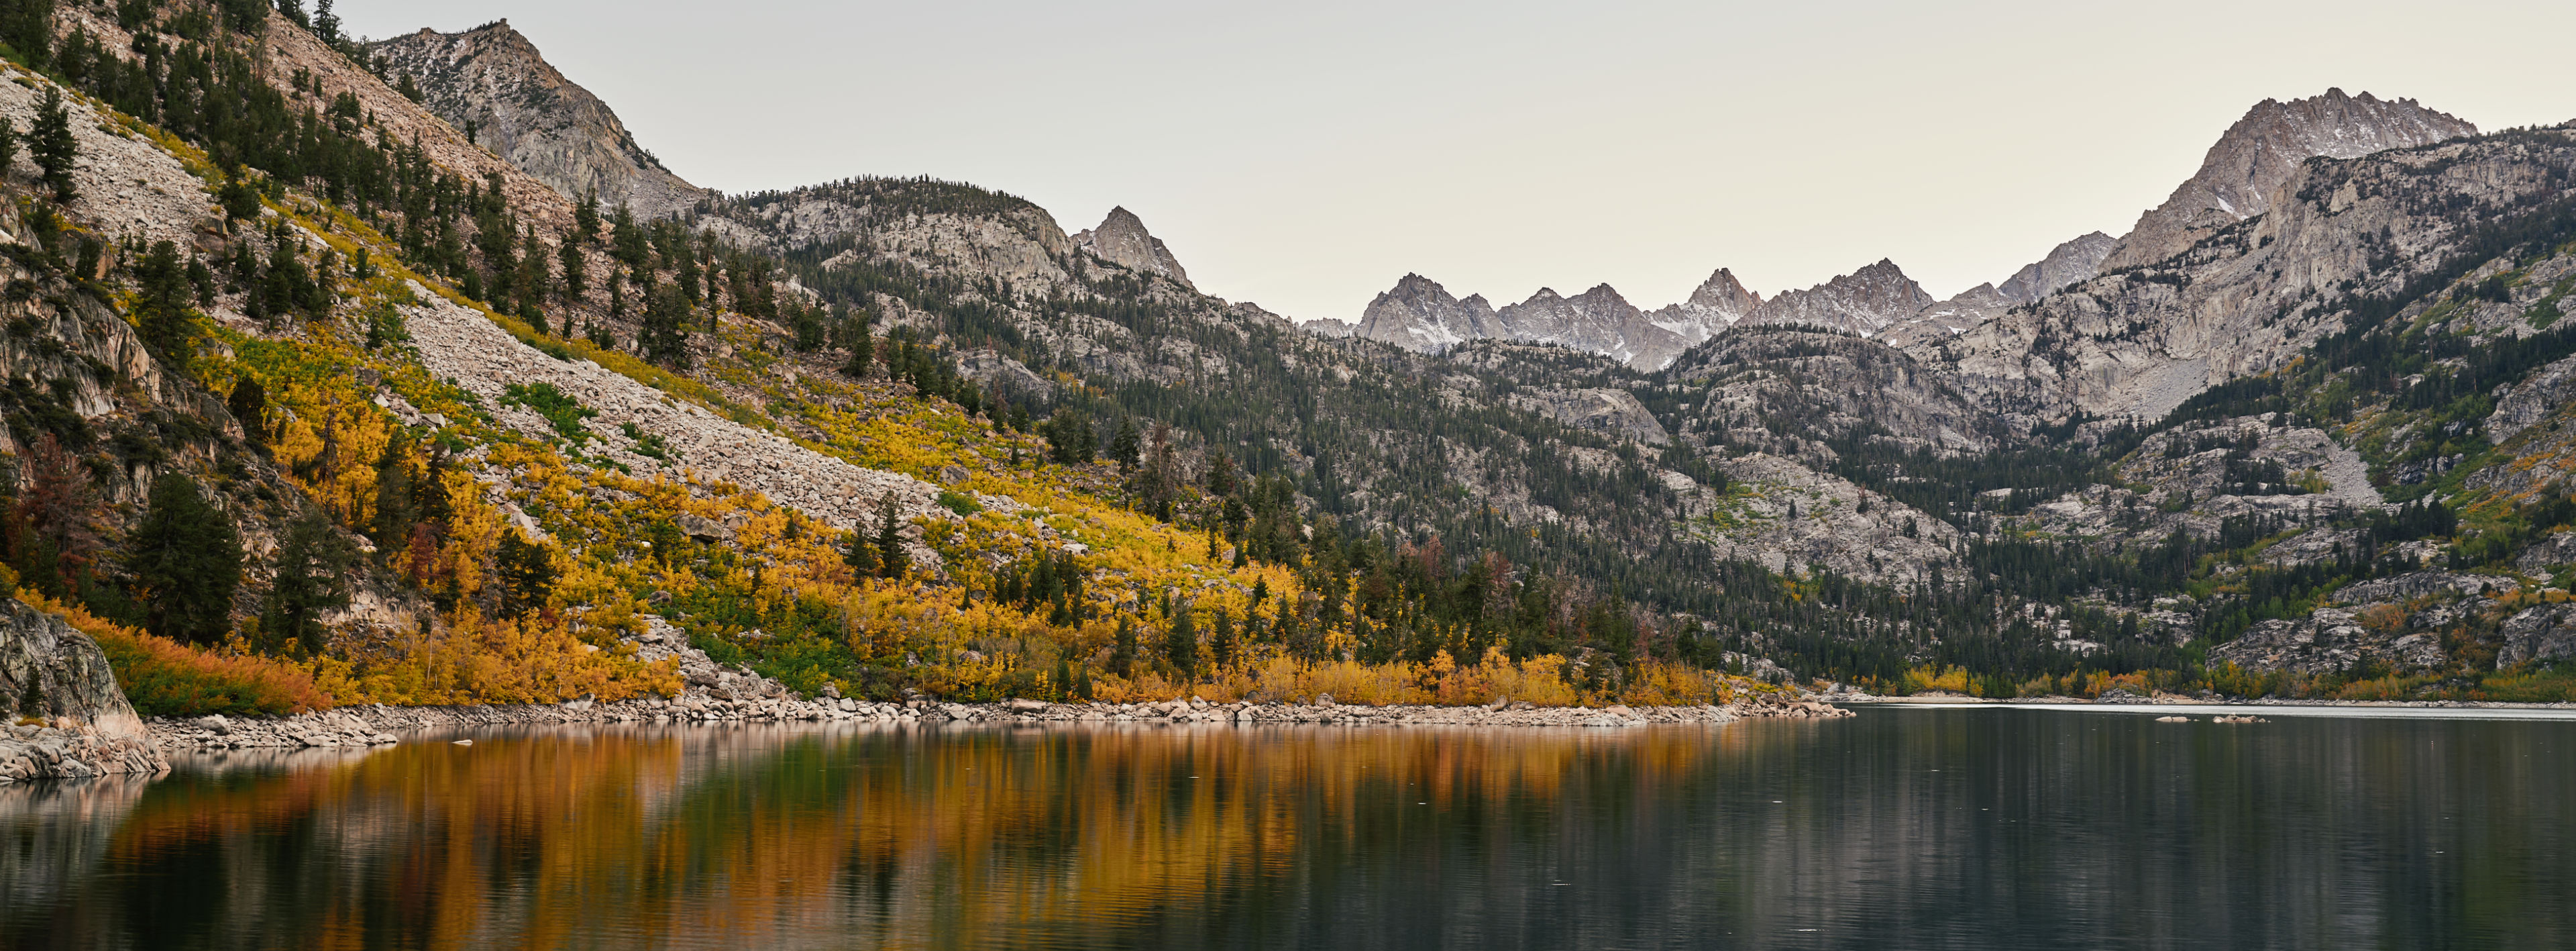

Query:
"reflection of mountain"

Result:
[[9, 718, 2567, 947]]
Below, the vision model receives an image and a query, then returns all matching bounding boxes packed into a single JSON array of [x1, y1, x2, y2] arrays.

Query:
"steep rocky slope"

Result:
[[2102, 89, 2476, 271], [1929, 123, 2576, 421], [368, 20, 707, 217]]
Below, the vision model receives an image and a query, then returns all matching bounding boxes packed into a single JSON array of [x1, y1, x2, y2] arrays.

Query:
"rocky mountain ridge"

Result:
[[368, 19, 708, 218], [2100, 89, 2477, 272], [1073, 207, 1193, 290]]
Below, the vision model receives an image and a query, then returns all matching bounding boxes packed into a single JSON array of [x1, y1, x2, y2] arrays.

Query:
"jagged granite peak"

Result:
[[1495, 284, 1691, 370], [1648, 267, 1764, 346], [1997, 232, 2118, 304], [1741, 259, 1934, 336], [1354, 273, 1503, 352], [368, 20, 706, 218], [2101, 89, 2476, 270], [1074, 206, 1194, 290]]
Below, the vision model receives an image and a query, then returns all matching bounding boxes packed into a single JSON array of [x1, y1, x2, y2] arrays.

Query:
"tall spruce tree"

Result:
[[873, 493, 908, 579], [1165, 602, 1197, 679], [639, 281, 690, 368], [31, 86, 76, 203], [495, 530, 555, 617], [843, 527, 878, 577], [127, 472, 242, 646], [134, 241, 196, 366], [260, 509, 357, 656], [1111, 418, 1142, 471], [1208, 607, 1236, 670]]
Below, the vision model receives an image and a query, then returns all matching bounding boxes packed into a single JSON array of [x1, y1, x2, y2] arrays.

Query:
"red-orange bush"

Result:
[[26, 595, 333, 716]]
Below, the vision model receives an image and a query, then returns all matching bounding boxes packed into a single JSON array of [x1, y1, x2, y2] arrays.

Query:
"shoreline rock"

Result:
[[142, 691, 1865, 751], [1, 599, 168, 785]]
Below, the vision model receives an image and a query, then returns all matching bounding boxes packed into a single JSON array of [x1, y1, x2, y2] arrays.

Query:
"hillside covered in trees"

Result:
[[1, 0, 2573, 719]]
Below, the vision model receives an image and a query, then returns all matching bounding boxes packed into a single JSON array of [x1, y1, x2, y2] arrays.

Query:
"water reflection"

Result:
[[2, 711, 2571, 950]]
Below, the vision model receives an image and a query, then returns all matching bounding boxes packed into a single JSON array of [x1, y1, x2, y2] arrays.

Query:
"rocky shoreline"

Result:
[[143, 691, 1858, 752]]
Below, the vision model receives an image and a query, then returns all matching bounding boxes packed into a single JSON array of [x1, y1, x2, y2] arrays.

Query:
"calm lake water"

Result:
[[3, 707, 2571, 950]]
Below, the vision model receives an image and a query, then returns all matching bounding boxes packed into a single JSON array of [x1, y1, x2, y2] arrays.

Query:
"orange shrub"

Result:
[[25, 595, 335, 716]]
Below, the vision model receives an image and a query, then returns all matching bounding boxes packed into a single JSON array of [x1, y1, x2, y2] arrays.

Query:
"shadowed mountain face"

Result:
[[369, 20, 706, 217]]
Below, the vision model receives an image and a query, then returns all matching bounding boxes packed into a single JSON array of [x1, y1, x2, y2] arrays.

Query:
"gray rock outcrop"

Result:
[[1509, 388, 1670, 446], [368, 20, 708, 217], [2499, 604, 2576, 669], [1998, 232, 2119, 304], [2101, 89, 2475, 271], [0, 597, 168, 783], [1074, 207, 1193, 289]]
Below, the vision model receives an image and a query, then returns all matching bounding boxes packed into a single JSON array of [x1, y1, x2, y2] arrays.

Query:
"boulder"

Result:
[[0, 597, 168, 782]]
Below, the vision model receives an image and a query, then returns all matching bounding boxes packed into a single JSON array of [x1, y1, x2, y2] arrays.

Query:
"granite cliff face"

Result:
[[1074, 207, 1193, 290], [1929, 123, 2576, 420], [0, 598, 166, 783], [368, 21, 706, 217], [2100, 89, 2476, 271]]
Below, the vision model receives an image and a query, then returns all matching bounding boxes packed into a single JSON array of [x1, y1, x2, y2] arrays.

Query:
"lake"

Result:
[[3, 706, 2571, 950]]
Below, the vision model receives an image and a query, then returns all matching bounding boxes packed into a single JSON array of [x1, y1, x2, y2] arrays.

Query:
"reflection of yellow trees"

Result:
[[96, 725, 1729, 948]]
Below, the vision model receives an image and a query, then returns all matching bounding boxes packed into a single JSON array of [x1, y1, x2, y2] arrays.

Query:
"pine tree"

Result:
[[517, 224, 550, 314], [313, 0, 340, 42], [0, 116, 17, 177], [558, 234, 586, 300], [1111, 616, 1137, 678], [1209, 609, 1236, 670], [574, 191, 601, 245], [495, 530, 555, 617], [127, 472, 243, 646], [260, 509, 358, 656], [227, 377, 266, 445], [1165, 603, 1197, 677], [31, 86, 77, 203], [1111, 417, 1142, 470], [370, 440, 413, 556], [841, 319, 875, 377], [843, 528, 878, 577], [873, 493, 908, 579], [640, 280, 690, 368], [133, 241, 196, 367]]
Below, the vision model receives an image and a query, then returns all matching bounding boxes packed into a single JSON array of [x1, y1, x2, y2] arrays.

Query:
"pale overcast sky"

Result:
[[338, 1, 2576, 323]]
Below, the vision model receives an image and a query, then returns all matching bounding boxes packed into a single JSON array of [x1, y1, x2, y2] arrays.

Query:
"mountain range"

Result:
[[1337, 89, 2475, 370]]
